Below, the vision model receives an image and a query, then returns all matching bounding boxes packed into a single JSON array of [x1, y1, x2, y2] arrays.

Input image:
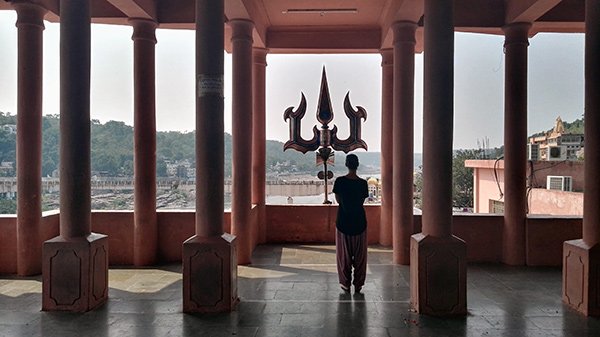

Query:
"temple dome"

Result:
[[367, 177, 379, 185]]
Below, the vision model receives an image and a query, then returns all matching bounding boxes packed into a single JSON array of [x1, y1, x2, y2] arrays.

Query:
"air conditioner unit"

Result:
[[547, 145, 567, 161], [527, 144, 539, 161], [547, 175, 573, 192]]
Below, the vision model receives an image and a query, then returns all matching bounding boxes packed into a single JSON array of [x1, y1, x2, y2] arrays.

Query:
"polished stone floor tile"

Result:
[[1, 244, 600, 336]]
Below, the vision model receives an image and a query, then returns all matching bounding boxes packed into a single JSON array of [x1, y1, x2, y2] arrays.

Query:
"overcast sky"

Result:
[[0, 11, 585, 152]]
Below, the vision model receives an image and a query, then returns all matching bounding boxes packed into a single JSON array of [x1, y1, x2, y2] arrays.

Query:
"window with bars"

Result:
[[489, 199, 504, 214]]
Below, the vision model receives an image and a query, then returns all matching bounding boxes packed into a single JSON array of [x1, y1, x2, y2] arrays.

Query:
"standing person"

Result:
[[333, 154, 369, 293]]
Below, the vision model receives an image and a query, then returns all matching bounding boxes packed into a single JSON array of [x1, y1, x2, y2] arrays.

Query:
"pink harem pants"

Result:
[[335, 229, 367, 288]]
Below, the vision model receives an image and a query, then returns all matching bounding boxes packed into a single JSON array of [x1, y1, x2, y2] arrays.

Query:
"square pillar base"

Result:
[[410, 233, 467, 316], [42, 233, 109, 312], [563, 239, 600, 316], [183, 233, 238, 313]]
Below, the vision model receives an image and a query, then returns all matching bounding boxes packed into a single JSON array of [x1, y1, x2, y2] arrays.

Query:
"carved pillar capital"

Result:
[[129, 18, 157, 44], [253, 47, 268, 66], [503, 22, 531, 47], [229, 19, 254, 43], [392, 20, 417, 46], [380, 48, 393, 67], [13, 1, 46, 30]]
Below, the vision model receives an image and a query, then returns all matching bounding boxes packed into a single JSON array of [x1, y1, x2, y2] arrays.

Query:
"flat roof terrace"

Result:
[[1, 244, 599, 337]]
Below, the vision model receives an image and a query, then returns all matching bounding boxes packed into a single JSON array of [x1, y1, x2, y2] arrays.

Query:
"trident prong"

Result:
[[331, 92, 368, 153], [283, 93, 320, 153]]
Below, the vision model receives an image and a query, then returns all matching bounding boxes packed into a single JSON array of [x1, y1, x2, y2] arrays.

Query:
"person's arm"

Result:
[[333, 178, 341, 204]]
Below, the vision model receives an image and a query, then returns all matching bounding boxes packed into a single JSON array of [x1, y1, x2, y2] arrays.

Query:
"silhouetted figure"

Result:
[[333, 154, 369, 293]]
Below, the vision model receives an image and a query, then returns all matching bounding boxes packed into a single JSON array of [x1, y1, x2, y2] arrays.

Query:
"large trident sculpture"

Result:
[[283, 67, 368, 204]]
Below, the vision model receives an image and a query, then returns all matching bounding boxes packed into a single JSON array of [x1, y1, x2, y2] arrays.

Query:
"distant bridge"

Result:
[[0, 177, 333, 198]]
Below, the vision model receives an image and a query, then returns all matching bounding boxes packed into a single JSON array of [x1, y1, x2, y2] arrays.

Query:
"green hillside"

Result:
[[562, 118, 584, 134], [530, 117, 584, 138], [0, 111, 368, 177]]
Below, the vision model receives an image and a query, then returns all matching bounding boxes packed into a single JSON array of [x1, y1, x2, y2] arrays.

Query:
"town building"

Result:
[[466, 159, 584, 216], [528, 116, 584, 161], [366, 176, 381, 202]]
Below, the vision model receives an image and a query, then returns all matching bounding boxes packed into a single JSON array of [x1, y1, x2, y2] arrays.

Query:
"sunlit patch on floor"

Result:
[[108, 269, 181, 293], [0, 280, 42, 297], [238, 265, 297, 279]]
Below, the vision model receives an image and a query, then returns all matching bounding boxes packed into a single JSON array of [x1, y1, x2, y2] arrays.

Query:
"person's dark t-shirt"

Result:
[[333, 176, 369, 235]]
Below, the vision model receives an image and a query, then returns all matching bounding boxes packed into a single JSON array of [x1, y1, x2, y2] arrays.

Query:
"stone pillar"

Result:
[[14, 1, 46, 277], [391, 22, 417, 265], [379, 48, 393, 247], [183, 0, 237, 313], [252, 48, 267, 245], [502, 22, 530, 266], [563, 0, 600, 316], [230, 19, 254, 265], [410, 0, 467, 316], [130, 18, 158, 267], [42, 0, 108, 312]]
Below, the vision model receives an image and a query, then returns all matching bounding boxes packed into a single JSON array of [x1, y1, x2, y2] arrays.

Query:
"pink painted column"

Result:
[[563, 0, 600, 316], [13, 1, 46, 277], [252, 48, 267, 245], [391, 22, 417, 265], [410, 0, 466, 316], [130, 18, 158, 267], [230, 19, 254, 265], [379, 48, 393, 247], [502, 22, 530, 266], [42, 0, 108, 312], [183, 0, 237, 313]]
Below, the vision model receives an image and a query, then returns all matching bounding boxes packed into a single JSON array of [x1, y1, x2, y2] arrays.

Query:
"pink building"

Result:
[[466, 159, 584, 216]]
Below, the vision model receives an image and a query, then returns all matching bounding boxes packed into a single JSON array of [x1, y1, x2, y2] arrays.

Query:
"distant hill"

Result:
[[562, 118, 584, 134], [0, 111, 423, 177], [269, 141, 423, 174], [530, 117, 584, 138]]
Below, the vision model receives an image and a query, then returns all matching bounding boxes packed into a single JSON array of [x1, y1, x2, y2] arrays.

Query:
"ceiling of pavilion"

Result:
[[0, 0, 585, 53]]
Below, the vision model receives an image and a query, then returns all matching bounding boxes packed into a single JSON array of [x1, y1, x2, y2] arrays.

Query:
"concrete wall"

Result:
[[526, 215, 582, 266], [452, 214, 504, 262], [0, 206, 584, 274], [0, 215, 16, 274], [529, 189, 583, 216], [92, 211, 134, 265], [529, 161, 584, 192], [155, 210, 232, 263], [265, 205, 381, 244]]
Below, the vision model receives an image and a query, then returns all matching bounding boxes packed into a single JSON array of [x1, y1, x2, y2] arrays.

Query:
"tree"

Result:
[[452, 149, 480, 208], [0, 199, 16, 214], [414, 166, 423, 209], [41, 115, 60, 176], [0, 128, 16, 164], [156, 159, 168, 177]]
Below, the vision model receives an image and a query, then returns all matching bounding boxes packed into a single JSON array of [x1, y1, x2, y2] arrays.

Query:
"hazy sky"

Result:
[[0, 11, 585, 152]]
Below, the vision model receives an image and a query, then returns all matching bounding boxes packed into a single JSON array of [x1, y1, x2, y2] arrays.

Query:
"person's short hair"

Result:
[[345, 154, 359, 170]]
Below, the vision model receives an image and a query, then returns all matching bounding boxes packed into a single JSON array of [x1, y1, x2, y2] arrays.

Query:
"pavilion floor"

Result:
[[0, 244, 598, 337]]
